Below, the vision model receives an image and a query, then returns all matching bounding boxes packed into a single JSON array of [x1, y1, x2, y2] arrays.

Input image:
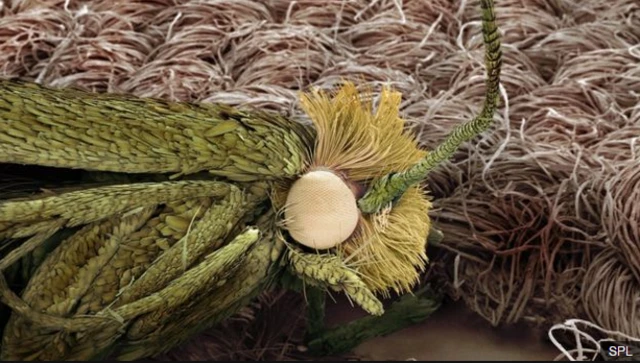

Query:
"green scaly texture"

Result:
[[287, 247, 384, 316], [113, 213, 283, 361], [0, 80, 313, 182], [0, 183, 273, 360]]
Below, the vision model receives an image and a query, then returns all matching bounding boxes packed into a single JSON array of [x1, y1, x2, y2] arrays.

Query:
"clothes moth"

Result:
[[284, 169, 359, 250]]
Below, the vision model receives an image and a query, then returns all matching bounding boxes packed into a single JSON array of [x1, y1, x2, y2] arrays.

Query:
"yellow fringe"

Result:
[[339, 186, 431, 296], [299, 82, 425, 181]]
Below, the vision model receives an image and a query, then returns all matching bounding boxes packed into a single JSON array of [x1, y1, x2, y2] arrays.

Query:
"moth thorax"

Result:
[[284, 169, 359, 250]]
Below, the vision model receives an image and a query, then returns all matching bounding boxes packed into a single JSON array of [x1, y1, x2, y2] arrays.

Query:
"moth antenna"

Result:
[[358, 0, 502, 214]]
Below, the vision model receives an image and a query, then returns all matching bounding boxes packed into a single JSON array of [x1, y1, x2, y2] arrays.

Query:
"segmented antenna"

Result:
[[358, 0, 502, 214]]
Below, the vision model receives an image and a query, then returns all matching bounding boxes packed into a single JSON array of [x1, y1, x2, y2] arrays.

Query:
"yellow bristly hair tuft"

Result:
[[299, 82, 426, 181], [340, 186, 431, 296]]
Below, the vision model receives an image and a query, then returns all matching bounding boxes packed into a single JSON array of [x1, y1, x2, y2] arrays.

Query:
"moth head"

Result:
[[276, 82, 431, 296]]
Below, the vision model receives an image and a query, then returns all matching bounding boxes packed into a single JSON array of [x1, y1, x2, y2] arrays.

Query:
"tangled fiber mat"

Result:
[[1, 0, 639, 360], [549, 319, 640, 361]]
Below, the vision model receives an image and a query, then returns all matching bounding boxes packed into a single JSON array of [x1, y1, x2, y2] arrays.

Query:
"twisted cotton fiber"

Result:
[[1, 0, 639, 359]]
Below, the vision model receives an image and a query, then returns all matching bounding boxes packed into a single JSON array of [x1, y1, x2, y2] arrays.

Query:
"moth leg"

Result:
[[62, 227, 262, 361], [63, 189, 263, 361], [0, 179, 242, 290], [0, 220, 64, 273], [0, 180, 265, 361], [114, 226, 260, 322], [0, 180, 237, 229], [286, 248, 443, 356], [111, 183, 262, 307], [304, 285, 443, 357], [113, 213, 282, 361], [0, 180, 244, 316], [304, 286, 326, 341], [286, 248, 384, 316]]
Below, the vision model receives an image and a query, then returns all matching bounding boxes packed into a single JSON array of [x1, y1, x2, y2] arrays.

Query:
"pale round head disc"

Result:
[[284, 170, 359, 250]]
